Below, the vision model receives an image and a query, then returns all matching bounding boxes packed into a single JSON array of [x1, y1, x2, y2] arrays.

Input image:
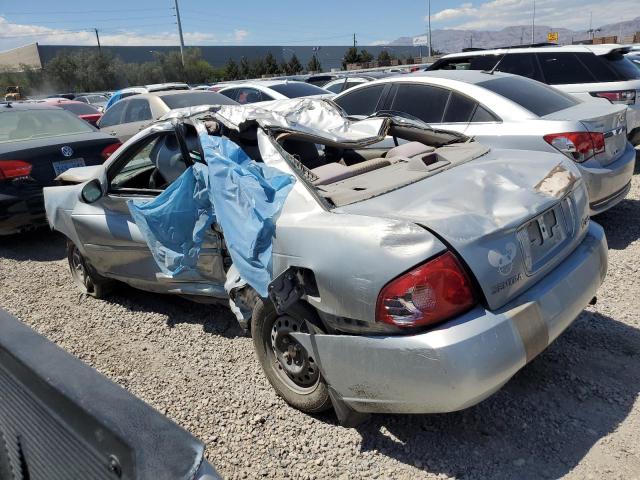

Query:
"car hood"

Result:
[[339, 149, 590, 310]]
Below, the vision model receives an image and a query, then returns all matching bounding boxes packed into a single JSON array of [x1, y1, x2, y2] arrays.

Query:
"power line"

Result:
[[1, 15, 173, 25], [0, 30, 92, 39], [1, 8, 154, 15]]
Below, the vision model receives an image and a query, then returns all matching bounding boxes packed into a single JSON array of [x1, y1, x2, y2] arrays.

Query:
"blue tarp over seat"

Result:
[[128, 127, 295, 297]]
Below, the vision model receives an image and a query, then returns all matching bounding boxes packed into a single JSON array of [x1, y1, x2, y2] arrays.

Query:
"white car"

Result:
[[333, 70, 635, 215], [217, 80, 331, 104], [429, 44, 640, 145]]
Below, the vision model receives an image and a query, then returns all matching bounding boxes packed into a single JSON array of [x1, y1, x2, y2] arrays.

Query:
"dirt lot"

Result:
[[1, 163, 639, 480]]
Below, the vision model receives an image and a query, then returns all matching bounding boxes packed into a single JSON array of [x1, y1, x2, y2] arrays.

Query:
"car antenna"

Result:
[[482, 47, 510, 75]]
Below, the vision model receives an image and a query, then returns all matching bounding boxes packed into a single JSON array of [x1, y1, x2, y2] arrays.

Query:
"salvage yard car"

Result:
[[44, 98, 608, 424], [217, 80, 332, 104], [97, 90, 238, 142], [334, 70, 636, 214], [0, 102, 120, 235], [428, 44, 640, 145]]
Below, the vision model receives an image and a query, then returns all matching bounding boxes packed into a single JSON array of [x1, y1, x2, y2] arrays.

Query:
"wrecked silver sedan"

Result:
[[44, 98, 608, 423]]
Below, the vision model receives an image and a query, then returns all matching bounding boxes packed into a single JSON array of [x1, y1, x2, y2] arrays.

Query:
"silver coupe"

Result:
[[44, 98, 608, 424]]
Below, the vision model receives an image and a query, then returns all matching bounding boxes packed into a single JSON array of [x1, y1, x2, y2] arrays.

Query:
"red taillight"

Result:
[[543, 132, 605, 163], [590, 90, 636, 105], [80, 113, 102, 125], [101, 142, 121, 160], [0, 160, 32, 180], [376, 251, 476, 328]]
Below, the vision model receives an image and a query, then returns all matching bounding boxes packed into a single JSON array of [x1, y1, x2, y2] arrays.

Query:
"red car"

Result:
[[42, 99, 103, 126]]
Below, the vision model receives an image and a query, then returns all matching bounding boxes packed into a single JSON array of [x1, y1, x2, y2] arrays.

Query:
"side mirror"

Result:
[[81, 179, 103, 204]]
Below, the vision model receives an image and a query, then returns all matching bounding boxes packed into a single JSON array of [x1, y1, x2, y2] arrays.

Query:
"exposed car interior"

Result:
[[108, 127, 201, 192], [105, 116, 488, 208], [272, 124, 489, 206]]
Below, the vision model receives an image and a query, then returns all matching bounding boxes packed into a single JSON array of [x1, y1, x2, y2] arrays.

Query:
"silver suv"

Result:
[[429, 44, 640, 145]]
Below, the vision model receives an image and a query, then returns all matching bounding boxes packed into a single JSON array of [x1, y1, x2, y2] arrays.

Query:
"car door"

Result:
[[96, 100, 126, 137], [113, 98, 155, 142], [383, 83, 500, 135], [70, 130, 227, 297], [333, 83, 389, 117], [235, 87, 267, 104]]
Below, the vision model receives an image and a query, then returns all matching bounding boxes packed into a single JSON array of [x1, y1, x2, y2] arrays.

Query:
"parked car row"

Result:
[[427, 44, 640, 145], [333, 70, 635, 214], [2, 43, 637, 426]]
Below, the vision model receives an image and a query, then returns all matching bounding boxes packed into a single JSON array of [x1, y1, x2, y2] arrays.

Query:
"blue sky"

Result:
[[0, 0, 635, 51]]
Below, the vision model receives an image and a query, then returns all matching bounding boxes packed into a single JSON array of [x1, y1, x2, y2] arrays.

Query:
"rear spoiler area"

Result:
[[589, 44, 633, 56], [0, 308, 220, 480]]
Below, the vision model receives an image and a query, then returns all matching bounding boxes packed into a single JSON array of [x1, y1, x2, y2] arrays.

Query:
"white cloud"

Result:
[[429, 0, 640, 31], [432, 3, 475, 22], [0, 17, 249, 51], [233, 29, 249, 42]]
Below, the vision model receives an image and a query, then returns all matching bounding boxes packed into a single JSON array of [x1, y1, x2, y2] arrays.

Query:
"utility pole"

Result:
[[94, 28, 101, 52], [531, 0, 536, 43], [353, 33, 357, 48], [427, 0, 432, 57], [173, 0, 185, 67]]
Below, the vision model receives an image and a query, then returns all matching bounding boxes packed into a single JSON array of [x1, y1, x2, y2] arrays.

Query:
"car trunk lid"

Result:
[[338, 150, 590, 311], [543, 102, 628, 166], [0, 133, 117, 188]]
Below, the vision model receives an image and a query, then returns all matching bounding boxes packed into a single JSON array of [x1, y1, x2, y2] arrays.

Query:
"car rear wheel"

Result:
[[66, 241, 111, 298], [251, 296, 332, 413]]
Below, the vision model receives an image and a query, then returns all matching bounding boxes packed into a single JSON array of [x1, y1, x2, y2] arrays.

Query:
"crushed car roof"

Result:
[[161, 98, 390, 145]]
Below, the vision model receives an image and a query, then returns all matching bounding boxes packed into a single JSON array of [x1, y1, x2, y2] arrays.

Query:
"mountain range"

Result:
[[388, 16, 640, 53]]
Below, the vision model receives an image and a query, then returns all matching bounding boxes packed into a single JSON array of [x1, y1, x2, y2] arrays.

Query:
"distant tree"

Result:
[[182, 48, 215, 83], [377, 50, 394, 66], [224, 58, 239, 80], [307, 55, 322, 73], [264, 52, 279, 75], [251, 58, 266, 77], [342, 47, 360, 69], [239, 57, 251, 79], [45, 53, 80, 91], [287, 54, 303, 74], [359, 49, 374, 63]]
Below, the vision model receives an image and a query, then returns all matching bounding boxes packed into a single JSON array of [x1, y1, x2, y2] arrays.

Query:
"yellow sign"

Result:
[[547, 32, 559, 42]]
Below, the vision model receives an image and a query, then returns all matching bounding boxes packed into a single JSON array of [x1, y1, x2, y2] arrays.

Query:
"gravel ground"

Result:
[[1, 162, 639, 479]]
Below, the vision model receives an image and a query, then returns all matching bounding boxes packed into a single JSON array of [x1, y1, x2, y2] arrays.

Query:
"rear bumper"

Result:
[[292, 222, 607, 414], [582, 142, 636, 215], [0, 192, 47, 235], [626, 105, 640, 145]]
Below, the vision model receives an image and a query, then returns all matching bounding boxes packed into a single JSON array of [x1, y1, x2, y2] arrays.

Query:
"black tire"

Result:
[[251, 296, 332, 413], [66, 240, 112, 299], [0, 429, 15, 480]]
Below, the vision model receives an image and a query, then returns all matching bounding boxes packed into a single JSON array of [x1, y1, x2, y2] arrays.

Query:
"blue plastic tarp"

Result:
[[128, 129, 295, 297]]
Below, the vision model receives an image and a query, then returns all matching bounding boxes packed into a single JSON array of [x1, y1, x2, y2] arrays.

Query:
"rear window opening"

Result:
[[158, 92, 238, 109], [57, 103, 101, 116], [0, 109, 94, 143], [268, 82, 329, 98], [275, 127, 489, 207], [478, 75, 578, 117]]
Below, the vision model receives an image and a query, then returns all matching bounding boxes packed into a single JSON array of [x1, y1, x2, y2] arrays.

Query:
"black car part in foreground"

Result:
[[0, 307, 220, 480]]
